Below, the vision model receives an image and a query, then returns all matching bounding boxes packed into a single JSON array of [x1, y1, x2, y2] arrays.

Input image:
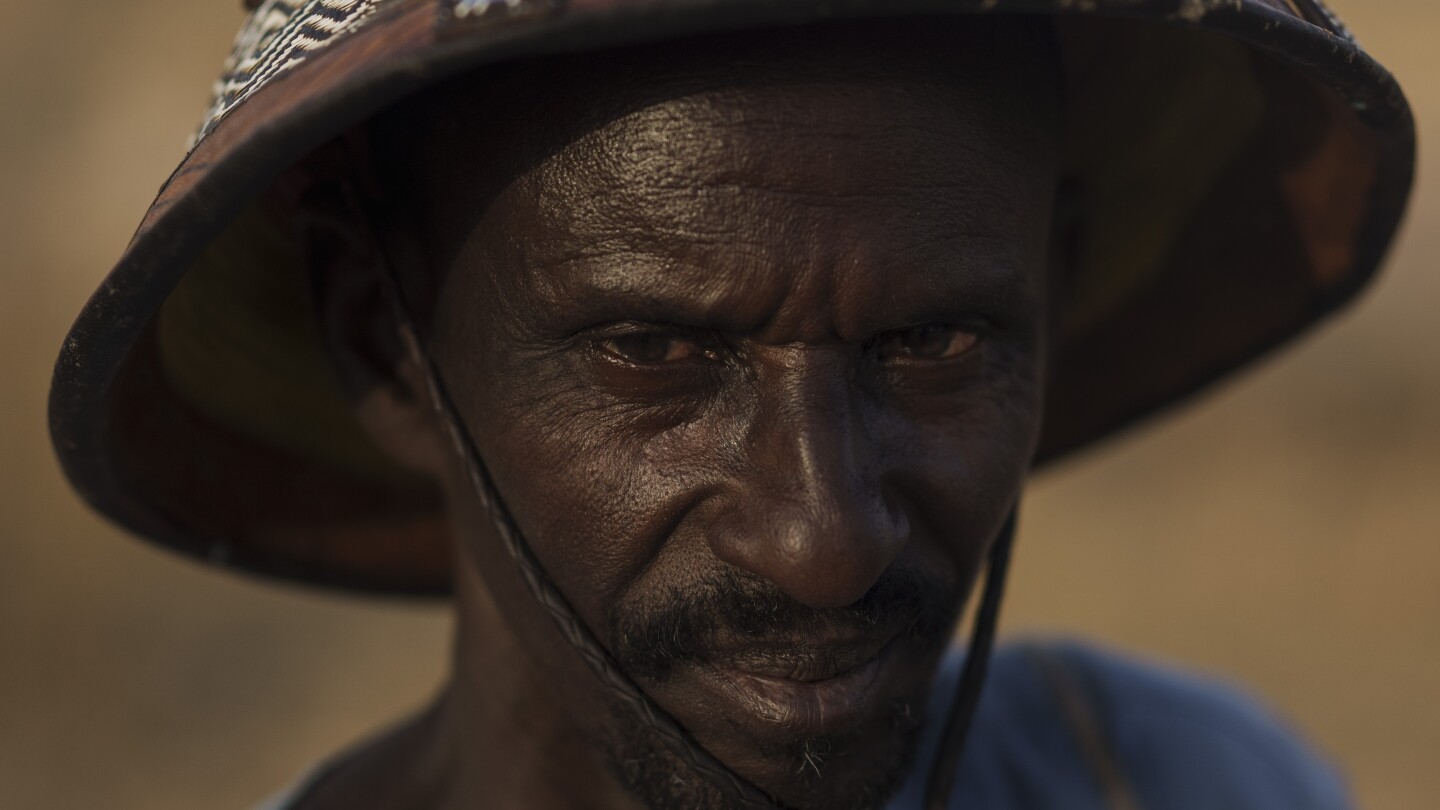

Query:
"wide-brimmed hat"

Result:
[[50, 0, 1414, 595]]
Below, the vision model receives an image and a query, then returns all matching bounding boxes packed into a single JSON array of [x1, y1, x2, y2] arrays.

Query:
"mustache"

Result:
[[609, 563, 958, 682]]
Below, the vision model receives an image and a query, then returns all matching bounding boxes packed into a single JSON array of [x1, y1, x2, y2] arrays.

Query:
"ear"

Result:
[[292, 137, 451, 479]]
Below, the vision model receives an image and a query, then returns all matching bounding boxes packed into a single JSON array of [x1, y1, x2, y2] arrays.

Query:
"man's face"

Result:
[[389, 22, 1058, 810]]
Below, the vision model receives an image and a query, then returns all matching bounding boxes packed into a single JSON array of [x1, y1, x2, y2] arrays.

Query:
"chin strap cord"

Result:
[[923, 508, 1017, 810], [380, 266, 1011, 810]]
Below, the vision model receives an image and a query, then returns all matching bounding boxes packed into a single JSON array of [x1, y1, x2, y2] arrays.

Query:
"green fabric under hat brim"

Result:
[[49, 0, 1415, 595]]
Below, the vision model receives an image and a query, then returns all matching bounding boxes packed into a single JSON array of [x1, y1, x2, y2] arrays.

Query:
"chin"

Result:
[[747, 720, 922, 810]]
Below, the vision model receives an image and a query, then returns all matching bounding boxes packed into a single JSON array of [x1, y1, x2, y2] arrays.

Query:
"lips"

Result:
[[695, 629, 906, 735]]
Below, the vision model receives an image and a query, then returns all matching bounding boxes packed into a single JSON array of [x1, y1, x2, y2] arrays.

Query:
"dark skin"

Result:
[[300, 20, 1060, 810]]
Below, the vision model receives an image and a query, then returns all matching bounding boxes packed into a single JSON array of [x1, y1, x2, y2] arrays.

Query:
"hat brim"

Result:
[[50, 0, 1416, 595]]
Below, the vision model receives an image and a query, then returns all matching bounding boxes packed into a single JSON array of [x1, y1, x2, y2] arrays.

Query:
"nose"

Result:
[[706, 352, 909, 609]]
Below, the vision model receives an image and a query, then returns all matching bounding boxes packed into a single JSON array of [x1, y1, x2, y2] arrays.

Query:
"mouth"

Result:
[[697, 630, 906, 736]]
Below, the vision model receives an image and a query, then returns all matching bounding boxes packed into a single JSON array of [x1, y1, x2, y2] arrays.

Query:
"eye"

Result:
[[872, 324, 981, 363], [596, 330, 721, 365]]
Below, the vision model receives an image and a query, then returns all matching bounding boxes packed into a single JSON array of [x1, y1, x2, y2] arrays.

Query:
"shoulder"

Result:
[[950, 639, 1352, 810]]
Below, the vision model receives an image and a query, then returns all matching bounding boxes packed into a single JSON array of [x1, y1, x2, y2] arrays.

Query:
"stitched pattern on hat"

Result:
[[191, 0, 384, 148]]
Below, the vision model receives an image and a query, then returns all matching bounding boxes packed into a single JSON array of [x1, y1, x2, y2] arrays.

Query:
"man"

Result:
[[49, 0, 1414, 808]]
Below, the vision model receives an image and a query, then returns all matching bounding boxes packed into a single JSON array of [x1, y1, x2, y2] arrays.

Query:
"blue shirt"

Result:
[[888, 640, 1350, 809]]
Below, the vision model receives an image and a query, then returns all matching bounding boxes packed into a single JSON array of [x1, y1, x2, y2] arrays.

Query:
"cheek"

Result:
[[460, 357, 719, 632], [430, 264, 739, 640]]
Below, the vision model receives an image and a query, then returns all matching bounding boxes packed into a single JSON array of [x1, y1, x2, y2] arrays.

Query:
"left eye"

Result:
[[873, 325, 980, 362], [597, 332, 718, 365]]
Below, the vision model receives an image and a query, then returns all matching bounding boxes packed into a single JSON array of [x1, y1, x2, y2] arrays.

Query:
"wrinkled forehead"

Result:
[[517, 68, 1057, 218]]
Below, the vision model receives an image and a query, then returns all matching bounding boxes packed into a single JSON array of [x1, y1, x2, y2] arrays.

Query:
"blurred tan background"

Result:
[[0, 1, 1434, 807]]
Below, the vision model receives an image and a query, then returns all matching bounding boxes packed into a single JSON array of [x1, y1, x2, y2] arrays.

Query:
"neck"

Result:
[[431, 576, 644, 810]]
